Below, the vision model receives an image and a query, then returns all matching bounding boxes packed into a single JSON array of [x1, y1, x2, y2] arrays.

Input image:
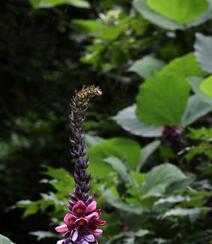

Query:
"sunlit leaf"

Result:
[[133, 0, 212, 30], [188, 77, 212, 105], [136, 54, 201, 126], [147, 0, 208, 24], [160, 53, 201, 78], [72, 19, 127, 40], [136, 73, 190, 125], [200, 76, 212, 97], [30, 0, 90, 8], [133, 0, 183, 30]]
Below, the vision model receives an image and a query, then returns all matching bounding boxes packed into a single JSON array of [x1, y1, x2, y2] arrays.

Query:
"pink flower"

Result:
[[55, 200, 106, 243]]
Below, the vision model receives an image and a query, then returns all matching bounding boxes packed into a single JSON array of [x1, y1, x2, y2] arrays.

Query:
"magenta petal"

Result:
[[74, 200, 86, 209], [84, 234, 95, 242], [71, 230, 79, 242], [72, 200, 86, 215], [93, 229, 103, 236], [95, 219, 106, 226], [75, 217, 88, 226], [64, 214, 71, 225], [86, 201, 97, 213], [64, 213, 76, 225], [55, 224, 68, 234], [86, 211, 99, 221]]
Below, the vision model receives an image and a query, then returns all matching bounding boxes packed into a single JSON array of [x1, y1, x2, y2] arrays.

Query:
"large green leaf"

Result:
[[200, 76, 212, 97], [181, 94, 212, 127], [129, 55, 165, 78], [136, 73, 190, 126], [104, 157, 130, 182], [72, 19, 128, 40], [188, 77, 212, 105], [138, 140, 161, 170], [160, 53, 202, 78], [30, 0, 90, 8], [0, 235, 14, 244], [195, 33, 212, 73], [113, 105, 163, 137], [133, 0, 212, 30], [136, 54, 201, 126], [102, 188, 143, 214], [147, 0, 208, 24], [141, 163, 187, 196], [88, 137, 140, 178], [133, 0, 183, 30]]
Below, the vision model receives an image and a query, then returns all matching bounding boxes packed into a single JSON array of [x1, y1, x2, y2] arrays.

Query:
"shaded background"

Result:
[[0, 1, 135, 243]]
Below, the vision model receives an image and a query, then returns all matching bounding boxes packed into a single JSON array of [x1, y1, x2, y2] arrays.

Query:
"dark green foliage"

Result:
[[1, 0, 212, 243]]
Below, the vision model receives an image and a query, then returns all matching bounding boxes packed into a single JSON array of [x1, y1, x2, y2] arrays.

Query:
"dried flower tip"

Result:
[[75, 85, 102, 106]]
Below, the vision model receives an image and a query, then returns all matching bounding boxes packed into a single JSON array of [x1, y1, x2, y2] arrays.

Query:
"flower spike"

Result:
[[55, 86, 105, 244]]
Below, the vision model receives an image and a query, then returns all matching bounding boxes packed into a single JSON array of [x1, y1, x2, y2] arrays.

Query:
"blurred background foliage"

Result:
[[1, 0, 212, 243]]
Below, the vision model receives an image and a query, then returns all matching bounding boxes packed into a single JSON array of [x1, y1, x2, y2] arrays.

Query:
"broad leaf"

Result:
[[104, 157, 130, 182], [133, 0, 182, 30], [141, 163, 187, 196], [189, 127, 212, 141], [129, 55, 165, 78], [0, 235, 14, 244], [181, 94, 212, 127], [136, 73, 190, 125], [133, 0, 212, 30], [160, 53, 202, 78], [102, 188, 143, 214], [147, 0, 208, 24], [164, 208, 202, 221], [88, 137, 140, 178], [200, 76, 212, 97], [155, 195, 185, 206], [188, 77, 212, 104], [113, 105, 163, 137], [17, 200, 39, 217], [85, 134, 103, 148], [30, 0, 90, 8], [130, 171, 145, 187], [30, 231, 57, 241], [136, 54, 201, 126], [195, 33, 212, 73], [72, 19, 127, 40], [138, 140, 161, 170]]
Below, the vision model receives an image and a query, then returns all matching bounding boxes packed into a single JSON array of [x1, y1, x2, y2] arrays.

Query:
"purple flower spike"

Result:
[[55, 86, 105, 244]]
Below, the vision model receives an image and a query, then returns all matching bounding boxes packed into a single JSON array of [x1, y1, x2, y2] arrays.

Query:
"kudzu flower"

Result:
[[55, 86, 106, 244], [162, 126, 181, 152]]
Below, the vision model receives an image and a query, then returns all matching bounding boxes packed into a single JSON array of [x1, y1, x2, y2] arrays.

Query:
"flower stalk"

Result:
[[55, 86, 105, 244]]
